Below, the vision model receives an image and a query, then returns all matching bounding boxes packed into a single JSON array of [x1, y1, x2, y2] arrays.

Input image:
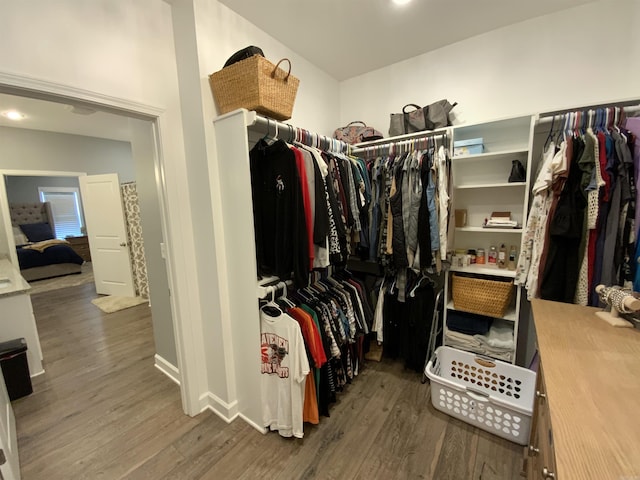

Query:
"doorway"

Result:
[[0, 91, 182, 379]]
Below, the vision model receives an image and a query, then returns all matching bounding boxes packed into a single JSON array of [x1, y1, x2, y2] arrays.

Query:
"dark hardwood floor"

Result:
[[12, 282, 522, 479]]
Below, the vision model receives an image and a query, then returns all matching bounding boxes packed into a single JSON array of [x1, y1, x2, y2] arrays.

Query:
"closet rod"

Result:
[[257, 276, 293, 299], [536, 103, 640, 125], [352, 126, 449, 149], [351, 131, 448, 156], [251, 113, 351, 154]]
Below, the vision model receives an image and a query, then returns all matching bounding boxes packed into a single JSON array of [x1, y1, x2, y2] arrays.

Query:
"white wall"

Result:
[[0, 127, 135, 180], [168, 0, 342, 415], [129, 118, 177, 367], [194, 0, 341, 135], [6, 176, 80, 204], [0, 0, 208, 412], [340, 0, 640, 133]]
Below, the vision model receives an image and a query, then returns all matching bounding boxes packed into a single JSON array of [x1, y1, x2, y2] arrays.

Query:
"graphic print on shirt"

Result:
[[261, 332, 289, 378]]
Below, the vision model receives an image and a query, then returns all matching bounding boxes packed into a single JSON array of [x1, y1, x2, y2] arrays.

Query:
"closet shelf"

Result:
[[446, 301, 517, 321], [455, 227, 523, 234], [455, 182, 526, 189], [452, 148, 528, 161], [449, 264, 517, 278]]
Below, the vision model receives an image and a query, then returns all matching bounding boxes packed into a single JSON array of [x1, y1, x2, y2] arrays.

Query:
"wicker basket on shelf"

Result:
[[452, 274, 514, 318], [209, 55, 300, 121]]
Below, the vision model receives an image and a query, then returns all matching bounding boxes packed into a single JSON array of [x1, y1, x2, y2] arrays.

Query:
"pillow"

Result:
[[12, 226, 29, 246], [19, 222, 55, 242]]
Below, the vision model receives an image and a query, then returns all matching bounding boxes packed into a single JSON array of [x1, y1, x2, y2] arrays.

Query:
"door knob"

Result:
[[120, 242, 127, 247], [542, 467, 555, 479]]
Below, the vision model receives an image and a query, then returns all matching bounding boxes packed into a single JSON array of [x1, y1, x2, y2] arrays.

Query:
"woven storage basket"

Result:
[[209, 56, 300, 121], [452, 274, 514, 318]]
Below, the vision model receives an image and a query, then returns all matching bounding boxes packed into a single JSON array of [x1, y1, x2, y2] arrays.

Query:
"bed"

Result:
[[10, 202, 84, 282]]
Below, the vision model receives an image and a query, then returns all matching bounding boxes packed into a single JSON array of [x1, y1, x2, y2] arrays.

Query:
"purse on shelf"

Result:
[[333, 121, 384, 145], [223, 45, 264, 68], [389, 100, 457, 136], [508, 159, 526, 182]]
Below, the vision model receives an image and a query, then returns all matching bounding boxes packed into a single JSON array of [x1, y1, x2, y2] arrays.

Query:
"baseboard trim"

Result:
[[238, 413, 268, 434], [200, 392, 239, 423], [154, 354, 180, 385]]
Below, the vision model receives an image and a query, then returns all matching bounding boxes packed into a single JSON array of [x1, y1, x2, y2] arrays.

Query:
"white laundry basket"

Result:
[[425, 346, 536, 445]]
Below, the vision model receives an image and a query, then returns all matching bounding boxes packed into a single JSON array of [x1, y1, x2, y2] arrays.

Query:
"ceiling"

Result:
[[0, 0, 597, 141], [0, 93, 133, 142], [218, 0, 597, 81]]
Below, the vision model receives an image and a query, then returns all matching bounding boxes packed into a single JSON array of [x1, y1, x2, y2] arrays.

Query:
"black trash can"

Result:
[[0, 338, 33, 401]]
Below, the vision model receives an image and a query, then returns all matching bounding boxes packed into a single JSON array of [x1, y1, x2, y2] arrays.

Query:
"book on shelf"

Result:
[[483, 211, 519, 228]]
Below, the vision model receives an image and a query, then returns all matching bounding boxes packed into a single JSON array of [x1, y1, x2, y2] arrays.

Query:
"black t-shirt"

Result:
[[250, 139, 309, 287]]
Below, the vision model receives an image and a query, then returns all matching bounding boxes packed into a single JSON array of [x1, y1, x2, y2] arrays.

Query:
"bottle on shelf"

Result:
[[476, 248, 486, 264], [498, 244, 507, 269], [508, 245, 517, 270], [488, 245, 498, 265]]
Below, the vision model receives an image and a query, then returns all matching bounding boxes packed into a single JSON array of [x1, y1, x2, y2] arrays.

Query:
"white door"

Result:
[[0, 374, 20, 480], [79, 174, 135, 297]]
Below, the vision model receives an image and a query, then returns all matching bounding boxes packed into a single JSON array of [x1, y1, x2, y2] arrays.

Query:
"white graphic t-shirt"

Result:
[[260, 307, 310, 438]]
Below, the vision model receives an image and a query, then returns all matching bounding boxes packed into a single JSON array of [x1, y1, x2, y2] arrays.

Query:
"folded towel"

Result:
[[475, 323, 514, 350], [22, 239, 70, 253]]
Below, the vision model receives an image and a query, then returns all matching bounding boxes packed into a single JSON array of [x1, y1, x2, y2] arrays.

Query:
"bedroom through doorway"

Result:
[[0, 89, 180, 404]]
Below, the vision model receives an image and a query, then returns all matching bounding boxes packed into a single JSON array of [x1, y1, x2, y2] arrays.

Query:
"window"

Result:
[[38, 187, 85, 239]]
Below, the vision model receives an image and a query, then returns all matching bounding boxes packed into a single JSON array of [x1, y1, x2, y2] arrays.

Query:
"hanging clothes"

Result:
[[518, 108, 637, 306], [250, 139, 310, 287]]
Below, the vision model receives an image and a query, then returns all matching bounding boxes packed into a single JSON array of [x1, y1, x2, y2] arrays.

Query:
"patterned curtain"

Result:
[[120, 182, 149, 299]]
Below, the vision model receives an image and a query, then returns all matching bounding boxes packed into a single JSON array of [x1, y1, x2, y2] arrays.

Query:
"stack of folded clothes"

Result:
[[446, 310, 514, 362]]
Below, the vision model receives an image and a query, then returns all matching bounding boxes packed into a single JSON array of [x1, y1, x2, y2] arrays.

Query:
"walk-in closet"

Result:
[[212, 95, 640, 480], [4, 1, 640, 479]]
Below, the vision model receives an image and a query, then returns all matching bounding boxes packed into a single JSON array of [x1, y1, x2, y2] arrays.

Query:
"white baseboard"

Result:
[[200, 392, 239, 423], [198, 393, 267, 434], [238, 413, 268, 434], [154, 354, 180, 385]]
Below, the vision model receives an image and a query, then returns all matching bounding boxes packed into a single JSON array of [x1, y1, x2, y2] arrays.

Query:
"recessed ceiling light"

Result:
[[392, 0, 412, 5], [2, 110, 25, 121]]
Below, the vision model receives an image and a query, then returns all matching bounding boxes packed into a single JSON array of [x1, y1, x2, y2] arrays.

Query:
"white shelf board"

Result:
[[456, 227, 523, 234], [452, 148, 528, 161], [455, 182, 526, 190], [446, 300, 517, 321], [449, 264, 517, 278]]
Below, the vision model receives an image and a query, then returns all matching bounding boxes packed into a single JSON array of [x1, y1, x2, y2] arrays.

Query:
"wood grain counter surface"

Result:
[[532, 299, 640, 480]]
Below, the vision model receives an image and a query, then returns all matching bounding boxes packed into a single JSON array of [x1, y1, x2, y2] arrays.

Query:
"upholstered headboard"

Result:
[[9, 202, 54, 228]]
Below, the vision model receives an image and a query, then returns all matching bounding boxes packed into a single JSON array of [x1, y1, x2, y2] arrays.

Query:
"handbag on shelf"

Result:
[[508, 159, 526, 182], [223, 45, 264, 68], [389, 100, 457, 136], [333, 121, 384, 145]]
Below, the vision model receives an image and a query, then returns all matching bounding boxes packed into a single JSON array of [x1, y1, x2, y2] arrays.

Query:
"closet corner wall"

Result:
[[210, 108, 266, 432]]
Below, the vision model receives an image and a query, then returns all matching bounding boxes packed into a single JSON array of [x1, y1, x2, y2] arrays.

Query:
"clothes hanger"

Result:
[[613, 107, 621, 133], [543, 115, 556, 151], [388, 276, 397, 295], [261, 285, 283, 317], [278, 282, 296, 308], [286, 123, 295, 144], [586, 110, 594, 131]]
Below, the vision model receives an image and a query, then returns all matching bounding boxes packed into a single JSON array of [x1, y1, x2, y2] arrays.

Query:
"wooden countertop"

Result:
[[532, 299, 640, 480], [0, 257, 30, 297]]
